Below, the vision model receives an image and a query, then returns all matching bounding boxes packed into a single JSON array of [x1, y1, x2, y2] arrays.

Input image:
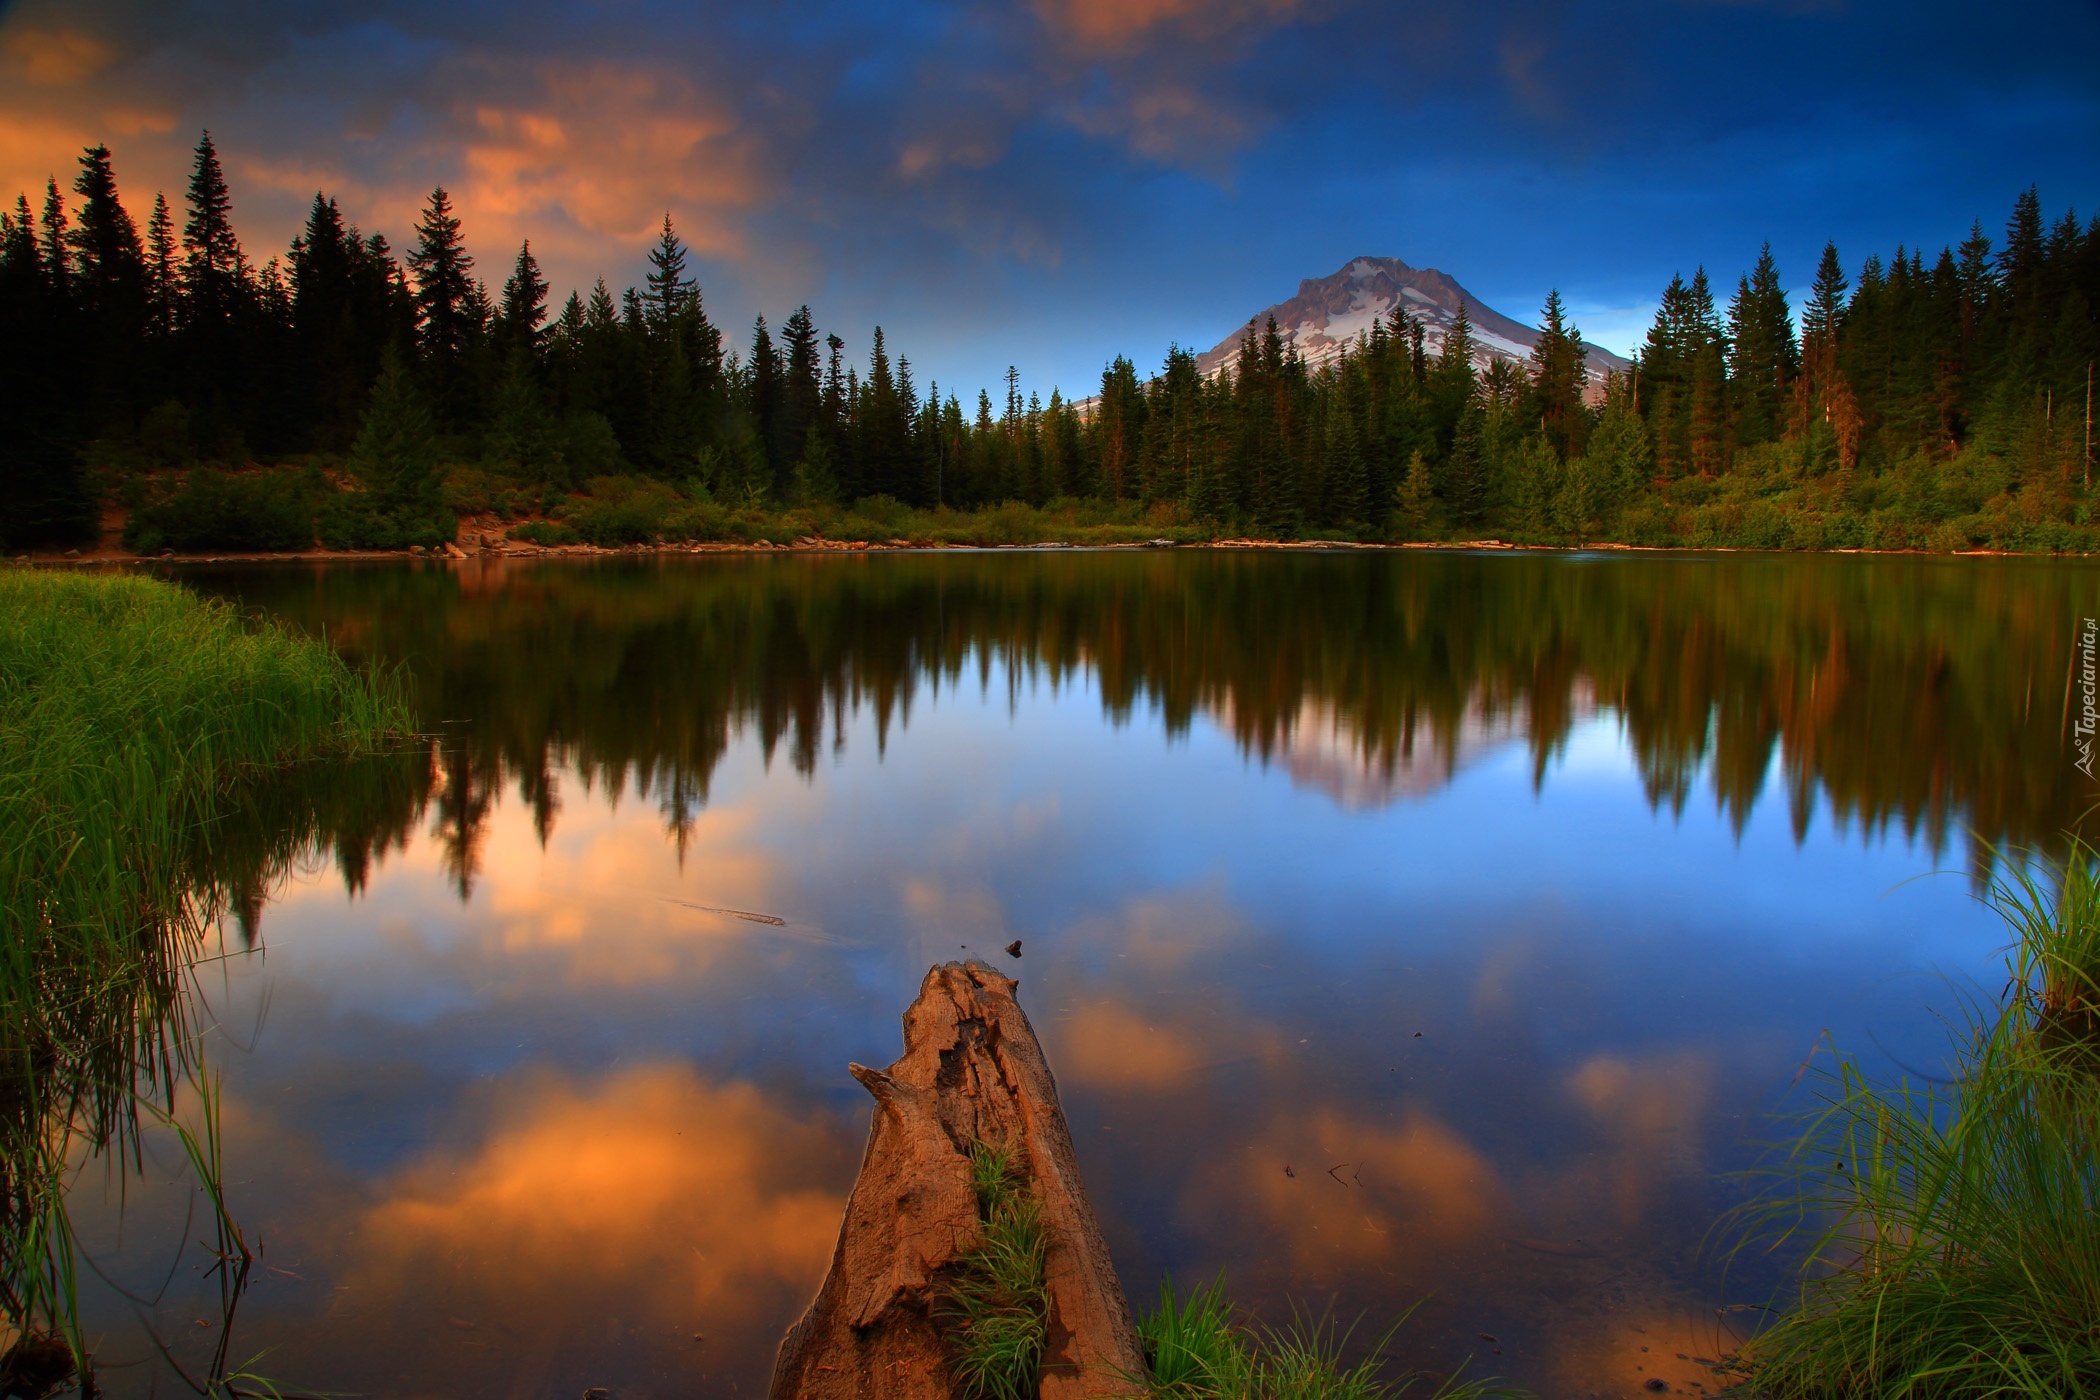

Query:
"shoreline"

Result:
[[4, 535, 2076, 567]]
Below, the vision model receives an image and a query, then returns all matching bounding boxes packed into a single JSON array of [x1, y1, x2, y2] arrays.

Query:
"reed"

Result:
[[1135, 1279, 1523, 1400], [943, 1141, 1051, 1400], [0, 567, 412, 1381], [1726, 838, 2100, 1398]]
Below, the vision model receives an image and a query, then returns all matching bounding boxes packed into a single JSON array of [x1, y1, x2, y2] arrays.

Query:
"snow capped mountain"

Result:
[[1196, 256, 1631, 402]]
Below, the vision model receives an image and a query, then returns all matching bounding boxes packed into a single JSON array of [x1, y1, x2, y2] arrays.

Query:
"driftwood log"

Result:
[[769, 961, 1143, 1400]]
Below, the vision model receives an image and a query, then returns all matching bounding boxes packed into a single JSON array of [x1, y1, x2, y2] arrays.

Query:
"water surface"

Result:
[[67, 549, 2100, 1399]]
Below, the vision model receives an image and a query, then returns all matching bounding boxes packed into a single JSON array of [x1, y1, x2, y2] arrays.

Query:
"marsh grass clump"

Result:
[[1136, 1279, 1523, 1400], [1727, 837, 2100, 1399], [0, 567, 412, 1372], [943, 1139, 1050, 1400]]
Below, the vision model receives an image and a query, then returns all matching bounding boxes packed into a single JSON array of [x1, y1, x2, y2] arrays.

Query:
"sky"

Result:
[[2, 0, 2096, 401]]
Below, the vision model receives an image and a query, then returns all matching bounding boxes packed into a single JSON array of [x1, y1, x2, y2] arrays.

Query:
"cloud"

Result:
[[1, 24, 113, 84], [1055, 1000, 1210, 1089], [350, 1064, 847, 1336], [453, 59, 765, 261], [0, 0, 2091, 403], [1032, 0, 1313, 52]]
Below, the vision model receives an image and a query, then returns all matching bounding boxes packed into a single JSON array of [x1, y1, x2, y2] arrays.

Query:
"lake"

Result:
[[57, 548, 2100, 1399]]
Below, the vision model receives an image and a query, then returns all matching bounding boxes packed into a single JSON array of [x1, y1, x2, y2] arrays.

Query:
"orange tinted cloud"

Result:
[[1565, 1051, 1714, 1223], [1057, 1000, 1208, 1089], [458, 61, 763, 258], [353, 1065, 846, 1333], [1036, 0, 1309, 50], [1, 27, 113, 85]]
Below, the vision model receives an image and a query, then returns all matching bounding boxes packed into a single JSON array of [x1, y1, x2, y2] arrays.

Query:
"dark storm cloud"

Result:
[[2, 0, 2094, 395]]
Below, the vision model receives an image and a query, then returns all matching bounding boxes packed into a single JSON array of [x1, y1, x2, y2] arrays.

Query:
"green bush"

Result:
[[122, 468, 321, 554], [508, 520, 579, 546], [316, 490, 456, 551]]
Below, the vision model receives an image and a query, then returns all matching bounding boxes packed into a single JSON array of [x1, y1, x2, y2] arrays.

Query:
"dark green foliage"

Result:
[[121, 467, 320, 553], [351, 350, 438, 508]]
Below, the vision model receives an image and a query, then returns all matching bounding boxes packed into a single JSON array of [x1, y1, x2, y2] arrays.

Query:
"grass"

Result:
[[0, 566, 413, 1386], [1135, 1278, 1525, 1400], [943, 1140, 1051, 1400], [1724, 835, 2100, 1399]]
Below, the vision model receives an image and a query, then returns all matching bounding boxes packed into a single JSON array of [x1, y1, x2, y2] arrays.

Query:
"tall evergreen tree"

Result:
[[406, 187, 475, 419], [1725, 243, 1798, 447], [144, 191, 177, 337], [1527, 288, 1588, 460], [180, 131, 243, 324], [497, 239, 549, 357]]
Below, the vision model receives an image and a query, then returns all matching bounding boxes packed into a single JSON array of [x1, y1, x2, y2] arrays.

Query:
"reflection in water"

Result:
[[190, 549, 2100, 882], [338, 1066, 849, 1395], [49, 550, 2090, 1398]]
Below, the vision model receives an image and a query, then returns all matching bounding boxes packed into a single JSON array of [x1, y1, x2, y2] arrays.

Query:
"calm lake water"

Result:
[[67, 550, 2100, 1399]]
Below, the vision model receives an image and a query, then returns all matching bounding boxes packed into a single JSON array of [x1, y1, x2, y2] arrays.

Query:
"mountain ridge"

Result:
[[1195, 256, 1630, 401]]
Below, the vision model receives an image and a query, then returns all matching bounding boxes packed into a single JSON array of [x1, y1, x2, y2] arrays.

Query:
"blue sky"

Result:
[[2, 0, 2095, 399]]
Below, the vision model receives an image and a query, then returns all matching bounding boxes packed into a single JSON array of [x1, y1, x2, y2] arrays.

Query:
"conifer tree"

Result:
[[645, 214, 692, 324], [352, 347, 442, 514], [497, 240, 549, 356], [145, 192, 177, 336], [780, 306, 822, 467], [1527, 288, 1588, 460], [1512, 432, 1562, 536], [1394, 448, 1433, 538], [1803, 243, 1849, 385], [407, 188, 474, 360], [749, 314, 785, 486], [1447, 400, 1487, 526], [1322, 398, 1368, 528], [68, 145, 143, 316], [38, 178, 70, 300], [181, 131, 243, 323], [1588, 374, 1654, 493]]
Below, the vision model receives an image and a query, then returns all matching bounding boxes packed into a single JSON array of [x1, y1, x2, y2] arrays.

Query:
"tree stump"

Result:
[[768, 961, 1143, 1400]]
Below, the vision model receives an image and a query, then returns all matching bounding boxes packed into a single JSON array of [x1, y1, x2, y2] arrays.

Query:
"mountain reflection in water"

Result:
[[48, 550, 2095, 1398]]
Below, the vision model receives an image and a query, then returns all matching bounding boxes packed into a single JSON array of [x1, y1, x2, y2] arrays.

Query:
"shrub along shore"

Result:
[[21, 474, 2100, 563]]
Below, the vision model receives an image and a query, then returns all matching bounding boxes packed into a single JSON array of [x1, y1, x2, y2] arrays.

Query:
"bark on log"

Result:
[[769, 961, 1143, 1400]]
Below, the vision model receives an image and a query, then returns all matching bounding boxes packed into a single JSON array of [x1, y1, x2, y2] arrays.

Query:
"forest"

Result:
[[1, 132, 2096, 553]]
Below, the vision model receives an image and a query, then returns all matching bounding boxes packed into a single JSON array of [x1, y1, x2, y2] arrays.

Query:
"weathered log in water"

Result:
[[769, 961, 1142, 1400]]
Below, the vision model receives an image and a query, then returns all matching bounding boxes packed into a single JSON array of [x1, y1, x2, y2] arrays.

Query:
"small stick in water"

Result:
[[667, 899, 787, 927]]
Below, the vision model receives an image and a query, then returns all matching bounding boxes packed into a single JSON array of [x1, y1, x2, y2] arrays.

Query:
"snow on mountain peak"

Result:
[[1198, 256, 1630, 402]]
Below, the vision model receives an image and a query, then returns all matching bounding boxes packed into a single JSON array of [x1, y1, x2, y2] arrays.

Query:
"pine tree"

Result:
[[1447, 400, 1487, 527], [351, 347, 442, 514], [1512, 432, 1562, 537], [1803, 242, 1849, 389], [68, 145, 144, 317], [145, 192, 176, 336], [780, 306, 822, 484], [645, 214, 691, 324], [1321, 397, 1368, 528], [489, 346, 560, 484], [1527, 288, 1589, 460], [181, 131, 243, 323], [38, 178, 70, 300], [1726, 243, 1798, 446], [407, 187, 474, 360], [497, 240, 548, 356], [1587, 374, 1654, 493], [1394, 448, 1433, 538], [749, 314, 785, 487]]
